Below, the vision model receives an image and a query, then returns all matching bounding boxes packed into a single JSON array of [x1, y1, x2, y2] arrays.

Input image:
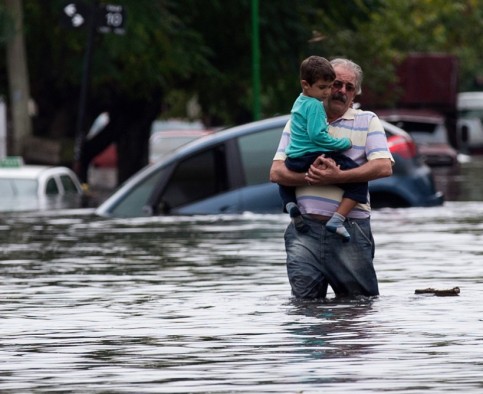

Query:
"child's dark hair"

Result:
[[300, 56, 336, 85]]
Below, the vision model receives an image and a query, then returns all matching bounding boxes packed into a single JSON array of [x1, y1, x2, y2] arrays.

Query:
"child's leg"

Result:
[[286, 202, 309, 233], [326, 198, 357, 241], [282, 155, 320, 233], [279, 185, 309, 233], [279, 185, 296, 213]]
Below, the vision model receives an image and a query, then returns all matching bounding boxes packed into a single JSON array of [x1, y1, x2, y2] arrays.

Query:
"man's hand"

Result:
[[305, 154, 393, 186], [305, 155, 340, 185]]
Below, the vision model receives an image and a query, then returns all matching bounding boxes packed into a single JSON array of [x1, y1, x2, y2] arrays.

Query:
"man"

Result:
[[270, 58, 394, 299]]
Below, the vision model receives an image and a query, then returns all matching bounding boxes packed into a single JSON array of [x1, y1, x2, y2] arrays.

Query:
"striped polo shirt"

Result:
[[273, 107, 394, 219]]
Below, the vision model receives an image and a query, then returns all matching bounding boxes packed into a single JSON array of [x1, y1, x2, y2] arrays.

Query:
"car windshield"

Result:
[[0, 179, 38, 197], [392, 120, 446, 144], [458, 109, 483, 121]]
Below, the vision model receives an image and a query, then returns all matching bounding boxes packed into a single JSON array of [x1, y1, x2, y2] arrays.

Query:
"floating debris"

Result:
[[415, 287, 460, 296]]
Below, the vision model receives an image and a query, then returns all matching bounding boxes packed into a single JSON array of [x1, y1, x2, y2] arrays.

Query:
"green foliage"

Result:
[[24, 0, 212, 101], [2, 0, 483, 134], [354, 0, 483, 94]]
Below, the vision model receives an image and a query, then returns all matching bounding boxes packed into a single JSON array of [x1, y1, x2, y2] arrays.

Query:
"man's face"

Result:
[[326, 65, 357, 115]]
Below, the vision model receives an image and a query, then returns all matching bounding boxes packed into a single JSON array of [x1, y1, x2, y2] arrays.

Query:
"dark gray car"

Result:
[[96, 115, 444, 218]]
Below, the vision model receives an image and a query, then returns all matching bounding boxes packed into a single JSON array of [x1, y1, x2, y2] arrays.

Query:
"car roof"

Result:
[[150, 129, 213, 140], [377, 109, 445, 123], [0, 165, 75, 180], [457, 91, 483, 109]]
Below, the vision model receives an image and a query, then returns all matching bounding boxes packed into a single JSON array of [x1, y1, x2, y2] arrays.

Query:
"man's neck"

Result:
[[326, 111, 339, 123]]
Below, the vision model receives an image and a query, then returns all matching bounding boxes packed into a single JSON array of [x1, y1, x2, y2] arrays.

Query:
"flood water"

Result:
[[1, 157, 483, 393]]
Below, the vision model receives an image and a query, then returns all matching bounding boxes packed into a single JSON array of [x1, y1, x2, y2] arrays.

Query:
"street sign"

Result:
[[97, 4, 126, 35], [61, 3, 126, 35]]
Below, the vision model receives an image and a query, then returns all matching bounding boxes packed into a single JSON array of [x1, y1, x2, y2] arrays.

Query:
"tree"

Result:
[[310, 0, 483, 105], [2, 0, 482, 187], [3, 0, 32, 155]]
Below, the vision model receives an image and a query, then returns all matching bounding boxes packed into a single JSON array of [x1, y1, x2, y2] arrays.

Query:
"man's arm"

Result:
[[269, 160, 307, 187], [306, 155, 393, 186]]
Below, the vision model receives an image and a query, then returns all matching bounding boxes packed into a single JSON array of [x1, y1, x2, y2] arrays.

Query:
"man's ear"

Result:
[[301, 80, 310, 90]]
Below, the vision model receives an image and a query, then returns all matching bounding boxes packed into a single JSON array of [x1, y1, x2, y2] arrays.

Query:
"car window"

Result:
[[60, 175, 79, 194], [46, 178, 59, 195], [109, 169, 165, 217], [159, 146, 228, 211], [393, 121, 437, 134], [237, 126, 284, 185], [458, 109, 483, 121], [390, 120, 447, 144]]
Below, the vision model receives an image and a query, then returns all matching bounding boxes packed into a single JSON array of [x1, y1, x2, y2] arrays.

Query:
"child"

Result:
[[279, 56, 368, 241]]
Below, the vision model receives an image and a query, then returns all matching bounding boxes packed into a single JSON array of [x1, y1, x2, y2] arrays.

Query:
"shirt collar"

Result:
[[329, 107, 357, 123]]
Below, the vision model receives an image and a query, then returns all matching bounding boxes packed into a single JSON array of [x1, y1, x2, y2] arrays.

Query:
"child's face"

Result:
[[302, 79, 333, 101]]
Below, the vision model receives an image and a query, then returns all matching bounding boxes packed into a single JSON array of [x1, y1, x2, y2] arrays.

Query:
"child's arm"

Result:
[[306, 104, 351, 151]]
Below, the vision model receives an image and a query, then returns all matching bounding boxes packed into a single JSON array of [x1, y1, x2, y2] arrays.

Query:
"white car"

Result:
[[457, 92, 483, 152], [0, 158, 84, 212]]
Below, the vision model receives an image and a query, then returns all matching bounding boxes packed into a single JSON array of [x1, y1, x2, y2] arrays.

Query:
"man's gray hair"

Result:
[[330, 58, 363, 95]]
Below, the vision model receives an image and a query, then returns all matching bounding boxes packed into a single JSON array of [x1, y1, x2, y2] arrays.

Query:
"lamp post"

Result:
[[251, 0, 260, 120]]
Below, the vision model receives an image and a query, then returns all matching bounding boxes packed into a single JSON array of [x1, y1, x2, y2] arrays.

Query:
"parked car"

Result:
[[457, 91, 483, 152], [378, 109, 458, 167], [0, 158, 84, 212], [95, 115, 444, 218]]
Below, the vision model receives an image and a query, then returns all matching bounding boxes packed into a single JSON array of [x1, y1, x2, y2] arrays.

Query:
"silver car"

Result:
[[95, 115, 443, 218]]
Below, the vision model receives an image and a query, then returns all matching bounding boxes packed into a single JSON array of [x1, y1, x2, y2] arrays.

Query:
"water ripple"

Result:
[[1, 203, 483, 392]]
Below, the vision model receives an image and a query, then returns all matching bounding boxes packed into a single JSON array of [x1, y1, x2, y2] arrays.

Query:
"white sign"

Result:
[[97, 4, 125, 35]]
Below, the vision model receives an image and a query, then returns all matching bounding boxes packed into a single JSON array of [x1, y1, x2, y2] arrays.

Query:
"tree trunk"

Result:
[[5, 0, 32, 155]]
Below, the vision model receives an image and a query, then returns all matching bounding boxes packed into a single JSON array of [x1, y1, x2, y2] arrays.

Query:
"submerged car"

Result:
[[378, 109, 458, 167], [0, 158, 84, 212], [95, 115, 444, 218]]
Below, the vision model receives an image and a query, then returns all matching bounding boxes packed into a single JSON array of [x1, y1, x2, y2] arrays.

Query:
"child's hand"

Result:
[[306, 155, 342, 185], [312, 154, 335, 169]]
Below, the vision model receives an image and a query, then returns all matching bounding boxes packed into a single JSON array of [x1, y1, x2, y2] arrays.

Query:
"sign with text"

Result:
[[61, 2, 126, 35], [97, 4, 126, 35]]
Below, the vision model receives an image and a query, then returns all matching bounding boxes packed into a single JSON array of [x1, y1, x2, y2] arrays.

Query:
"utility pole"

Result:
[[5, 0, 32, 156], [62, 1, 126, 183], [251, 0, 261, 120]]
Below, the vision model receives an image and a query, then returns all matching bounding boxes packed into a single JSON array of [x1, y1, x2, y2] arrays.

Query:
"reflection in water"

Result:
[[0, 201, 483, 392], [285, 298, 375, 361]]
